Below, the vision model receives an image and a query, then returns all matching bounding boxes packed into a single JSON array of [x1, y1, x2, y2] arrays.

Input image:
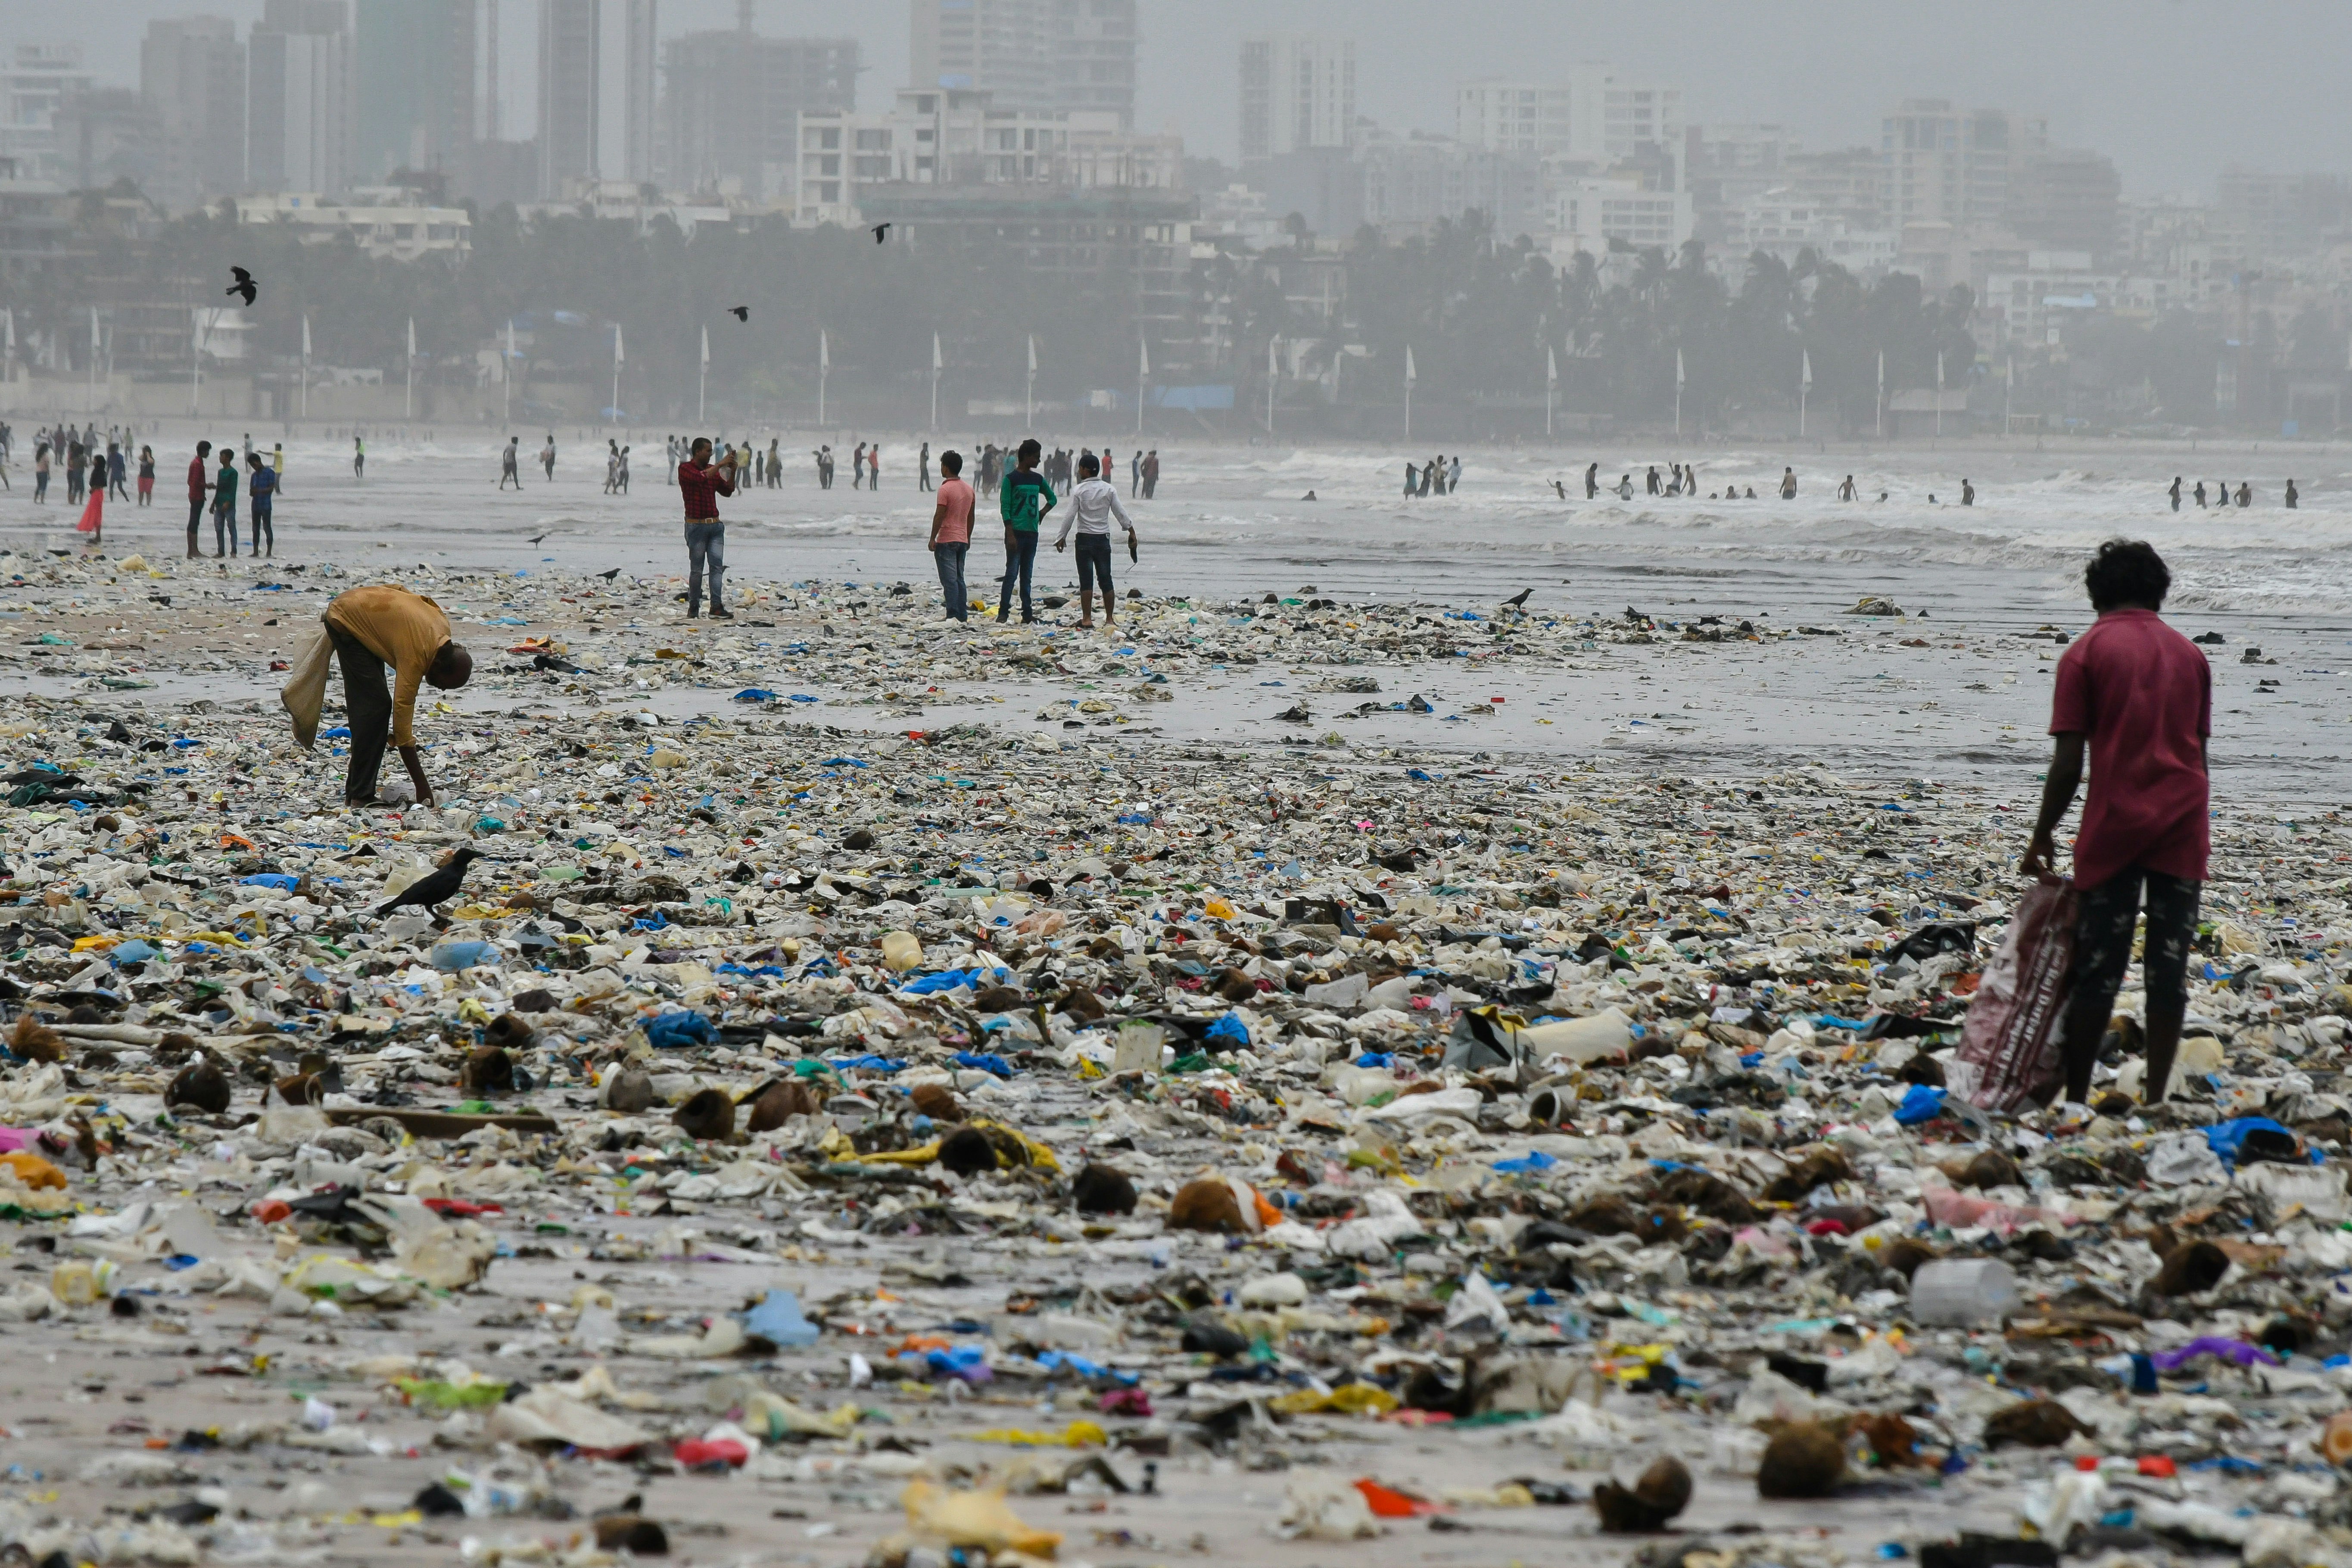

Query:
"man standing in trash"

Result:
[[677, 436, 738, 619], [321, 585, 474, 807], [997, 436, 1056, 624], [2020, 539, 2209, 1112]]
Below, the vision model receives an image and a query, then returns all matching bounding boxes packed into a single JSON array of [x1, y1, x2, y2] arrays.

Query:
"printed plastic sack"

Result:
[[1947, 876, 2078, 1112], [280, 620, 333, 751]]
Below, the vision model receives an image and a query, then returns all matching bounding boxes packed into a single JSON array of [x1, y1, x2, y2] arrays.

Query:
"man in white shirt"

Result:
[[1052, 451, 1137, 629]]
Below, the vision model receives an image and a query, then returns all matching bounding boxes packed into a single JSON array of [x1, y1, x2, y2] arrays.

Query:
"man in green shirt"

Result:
[[996, 436, 1056, 624], [212, 448, 240, 557]]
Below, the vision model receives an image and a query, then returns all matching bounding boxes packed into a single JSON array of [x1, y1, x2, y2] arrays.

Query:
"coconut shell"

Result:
[[1878, 1238, 1939, 1280], [1757, 1422, 1847, 1499], [938, 1124, 1000, 1176], [1859, 1411, 1927, 1468], [165, 1058, 232, 1115], [1056, 987, 1107, 1022], [604, 1066, 657, 1114], [592, 1516, 669, 1554], [745, 1078, 823, 1132], [1982, 1399, 2092, 1449], [7, 1014, 63, 1064], [672, 1086, 735, 1141], [909, 1082, 966, 1122], [1072, 1163, 1138, 1215], [1593, 1455, 1692, 1532], [1168, 1177, 1249, 1233], [271, 1072, 325, 1106], [2153, 1238, 2231, 1297], [1956, 1149, 2022, 1189], [484, 1013, 536, 1051], [459, 1047, 515, 1092]]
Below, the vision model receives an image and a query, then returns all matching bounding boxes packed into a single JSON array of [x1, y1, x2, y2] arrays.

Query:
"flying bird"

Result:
[[598, 567, 621, 581], [1504, 588, 1533, 607], [871, 222, 891, 244], [727, 305, 749, 322], [375, 846, 479, 919], [226, 266, 257, 306]]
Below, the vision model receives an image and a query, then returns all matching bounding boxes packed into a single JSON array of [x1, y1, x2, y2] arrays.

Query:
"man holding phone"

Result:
[[676, 436, 738, 619]]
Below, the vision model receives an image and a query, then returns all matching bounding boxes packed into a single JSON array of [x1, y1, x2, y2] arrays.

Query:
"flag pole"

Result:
[[1025, 334, 1036, 428], [932, 332, 943, 433], [818, 329, 829, 427], [1266, 336, 1277, 435], [1404, 345, 1414, 441], [1546, 344, 1557, 438], [698, 324, 708, 424], [405, 317, 416, 421], [1136, 336, 1146, 436]]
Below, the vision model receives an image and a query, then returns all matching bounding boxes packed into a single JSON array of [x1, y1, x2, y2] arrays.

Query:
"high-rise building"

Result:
[[0, 44, 96, 181], [909, 0, 1132, 125], [1238, 34, 1354, 163], [1879, 99, 2039, 231], [248, 0, 354, 195], [353, 0, 475, 183], [662, 27, 856, 201], [537, 0, 601, 199], [1455, 81, 1573, 158], [622, 0, 657, 184], [2217, 166, 2350, 263], [52, 88, 164, 193], [1566, 66, 1681, 169], [140, 17, 247, 210], [2008, 146, 2121, 259]]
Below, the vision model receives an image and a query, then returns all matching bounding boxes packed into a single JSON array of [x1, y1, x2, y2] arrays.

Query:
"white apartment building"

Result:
[[1546, 175, 1692, 254], [1455, 81, 1573, 157], [793, 88, 1176, 224], [1239, 34, 1355, 162], [235, 191, 470, 260]]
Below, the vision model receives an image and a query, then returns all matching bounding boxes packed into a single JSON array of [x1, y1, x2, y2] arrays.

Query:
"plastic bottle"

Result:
[[1908, 1257, 2020, 1326], [50, 1258, 96, 1305], [880, 930, 923, 973]]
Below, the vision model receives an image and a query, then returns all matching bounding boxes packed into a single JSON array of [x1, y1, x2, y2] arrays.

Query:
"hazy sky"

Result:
[[11, 0, 2352, 196]]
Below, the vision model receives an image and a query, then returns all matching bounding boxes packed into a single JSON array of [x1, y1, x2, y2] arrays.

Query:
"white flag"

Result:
[[819, 328, 829, 370], [506, 318, 515, 362], [613, 323, 624, 364], [1267, 335, 1278, 377], [700, 324, 709, 367], [1138, 336, 1148, 378], [1404, 345, 1416, 384], [3, 309, 14, 355], [1676, 346, 1685, 386], [1027, 334, 1037, 374], [934, 332, 944, 374], [90, 306, 100, 351], [407, 317, 416, 357], [1877, 348, 1885, 392], [1546, 344, 1558, 387], [1801, 348, 1812, 388], [2006, 358, 2014, 388], [1936, 349, 1945, 389], [301, 313, 312, 358]]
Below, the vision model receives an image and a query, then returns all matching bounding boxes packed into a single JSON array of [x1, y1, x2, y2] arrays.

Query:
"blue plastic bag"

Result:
[[645, 1010, 716, 1050], [2206, 1116, 2305, 1169], [428, 940, 497, 972], [1492, 1150, 1558, 1173], [953, 1051, 1015, 1078], [1893, 1084, 1948, 1125], [238, 873, 299, 891], [1204, 1012, 1249, 1048], [742, 1289, 822, 1348]]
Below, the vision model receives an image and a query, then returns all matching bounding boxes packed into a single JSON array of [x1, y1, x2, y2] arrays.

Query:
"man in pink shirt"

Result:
[[927, 449, 974, 622], [2022, 539, 2211, 1109]]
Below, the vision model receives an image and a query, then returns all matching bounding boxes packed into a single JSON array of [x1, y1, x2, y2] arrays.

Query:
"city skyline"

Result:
[[3, 0, 2350, 200]]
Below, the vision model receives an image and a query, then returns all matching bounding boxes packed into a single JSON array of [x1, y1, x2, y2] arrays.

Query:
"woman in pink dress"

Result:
[[76, 449, 105, 545]]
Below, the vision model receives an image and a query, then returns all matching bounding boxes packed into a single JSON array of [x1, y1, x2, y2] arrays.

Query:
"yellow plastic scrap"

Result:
[[1268, 1382, 1401, 1417], [900, 1480, 1064, 1559], [1603, 1341, 1672, 1384], [969, 1418, 1108, 1448]]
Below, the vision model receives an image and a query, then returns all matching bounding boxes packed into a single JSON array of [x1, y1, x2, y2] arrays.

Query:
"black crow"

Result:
[[598, 567, 621, 580], [728, 305, 749, 321], [376, 847, 480, 918], [226, 266, 257, 306], [871, 222, 891, 243], [1505, 588, 1532, 607]]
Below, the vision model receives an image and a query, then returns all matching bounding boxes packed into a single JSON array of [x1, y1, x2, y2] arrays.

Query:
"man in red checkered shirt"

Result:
[[676, 436, 738, 619]]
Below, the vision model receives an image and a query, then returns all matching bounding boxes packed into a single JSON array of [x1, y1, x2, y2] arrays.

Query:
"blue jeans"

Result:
[[934, 542, 968, 620], [214, 503, 238, 554], [685, 521, 725, 613], [997, 530, 1038, 622]]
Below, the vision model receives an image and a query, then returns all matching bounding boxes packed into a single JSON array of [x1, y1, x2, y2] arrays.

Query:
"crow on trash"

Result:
[[376, 847, 480, 918], [1505, 588, 1533, 607]]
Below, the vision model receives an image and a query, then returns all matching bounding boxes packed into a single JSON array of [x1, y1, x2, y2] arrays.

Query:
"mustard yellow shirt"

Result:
[[324, 585, 451, 747]]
